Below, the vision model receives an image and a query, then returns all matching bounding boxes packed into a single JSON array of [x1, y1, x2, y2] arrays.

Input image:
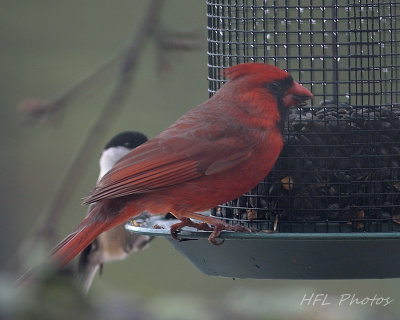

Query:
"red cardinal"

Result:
[[51, 63, 312, 268]]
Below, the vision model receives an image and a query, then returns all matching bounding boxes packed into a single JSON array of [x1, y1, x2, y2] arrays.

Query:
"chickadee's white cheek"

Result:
[[98, 147, 131, 179]]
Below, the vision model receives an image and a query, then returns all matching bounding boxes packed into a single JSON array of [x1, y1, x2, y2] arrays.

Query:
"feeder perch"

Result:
[[127, 1, 400, 279]]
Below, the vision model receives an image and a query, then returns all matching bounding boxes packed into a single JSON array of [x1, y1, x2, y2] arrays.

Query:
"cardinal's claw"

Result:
[[170, 217, 213, 241], [207, 223, 254, 245], [170, 217, 254, 245], [208, 224, 225, 245]]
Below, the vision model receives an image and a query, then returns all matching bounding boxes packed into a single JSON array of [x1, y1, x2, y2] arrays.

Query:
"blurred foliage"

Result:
[[2, 270, 396, 320]]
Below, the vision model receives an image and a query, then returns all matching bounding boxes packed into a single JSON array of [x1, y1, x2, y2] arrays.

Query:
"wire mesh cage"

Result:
[[207, 0, 400, 233]]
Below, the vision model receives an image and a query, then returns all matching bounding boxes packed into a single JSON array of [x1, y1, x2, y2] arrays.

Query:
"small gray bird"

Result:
[[78, 131, 153, 294]]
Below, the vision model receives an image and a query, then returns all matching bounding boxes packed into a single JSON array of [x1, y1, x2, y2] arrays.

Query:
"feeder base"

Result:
[[125, 215, 400, 279]]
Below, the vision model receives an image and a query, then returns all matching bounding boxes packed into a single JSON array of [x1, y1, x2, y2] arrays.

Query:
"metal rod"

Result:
[[331, 0, 339, 103]]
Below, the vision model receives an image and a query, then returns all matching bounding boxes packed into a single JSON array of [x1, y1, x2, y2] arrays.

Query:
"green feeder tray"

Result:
[[125, 215, 400, 280]]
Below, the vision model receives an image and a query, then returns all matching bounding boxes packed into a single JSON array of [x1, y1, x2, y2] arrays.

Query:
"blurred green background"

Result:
[[1, 1, 400, 319]]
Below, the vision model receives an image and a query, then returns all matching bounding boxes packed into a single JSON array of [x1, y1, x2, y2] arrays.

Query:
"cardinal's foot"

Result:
[[208, 223, 253, 245], [170, 217, 213, 241]]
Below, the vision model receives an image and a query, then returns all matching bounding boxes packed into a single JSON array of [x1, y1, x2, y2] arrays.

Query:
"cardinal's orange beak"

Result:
[[282, 81, 313, 107]]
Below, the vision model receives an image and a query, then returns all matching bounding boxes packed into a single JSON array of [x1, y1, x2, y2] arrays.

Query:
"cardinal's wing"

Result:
[[83, 119, 256, 204]]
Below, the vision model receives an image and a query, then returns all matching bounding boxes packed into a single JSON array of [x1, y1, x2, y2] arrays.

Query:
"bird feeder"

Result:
[[127, 0, 400, 279]]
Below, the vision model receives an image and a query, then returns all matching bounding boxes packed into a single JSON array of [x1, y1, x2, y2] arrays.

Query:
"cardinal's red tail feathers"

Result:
[[16, 203, 132, 286], [50, 207, 110, 268]]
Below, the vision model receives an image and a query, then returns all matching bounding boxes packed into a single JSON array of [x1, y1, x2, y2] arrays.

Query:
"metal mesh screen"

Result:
[[207, 0, 400, 232]]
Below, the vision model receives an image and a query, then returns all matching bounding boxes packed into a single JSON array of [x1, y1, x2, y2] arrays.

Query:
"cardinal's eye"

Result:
[[269, 81, 281, 94]]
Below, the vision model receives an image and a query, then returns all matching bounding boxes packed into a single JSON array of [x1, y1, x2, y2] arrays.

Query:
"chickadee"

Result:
[[78, 131, 153, 293]]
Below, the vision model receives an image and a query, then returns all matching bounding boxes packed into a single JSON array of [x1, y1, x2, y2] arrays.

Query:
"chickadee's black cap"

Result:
[[105, 131, 148, 150]]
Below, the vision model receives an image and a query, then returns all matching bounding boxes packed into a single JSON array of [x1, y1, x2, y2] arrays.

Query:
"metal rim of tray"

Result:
[[125, 216, 400, 240]]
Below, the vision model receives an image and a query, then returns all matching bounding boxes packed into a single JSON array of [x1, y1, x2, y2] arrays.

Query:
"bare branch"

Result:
[[17, 5, 202, 123], [41, 0, 166, 238], [18, 49, 125, 123], [9, 0, 166, 271]]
